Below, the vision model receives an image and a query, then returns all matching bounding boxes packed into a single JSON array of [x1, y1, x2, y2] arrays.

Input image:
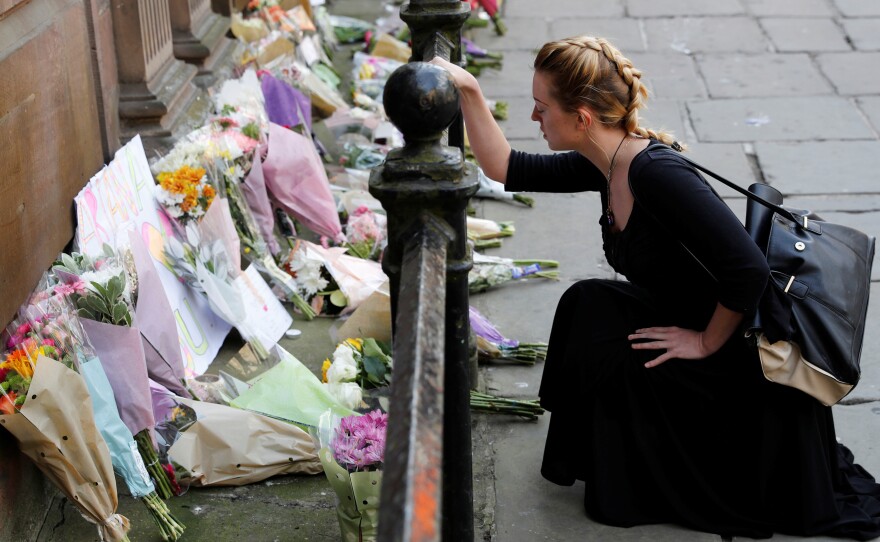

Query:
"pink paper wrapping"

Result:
[[129, 230, 189, 397], [81, 319, 155, 438], [262, 122, 344, 242], [198, 197, 243, 278], [241, 147, 282, 255], [304, 241, 387, 314]]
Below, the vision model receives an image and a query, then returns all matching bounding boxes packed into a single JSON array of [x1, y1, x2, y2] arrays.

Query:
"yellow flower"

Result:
[[344, 338, 363, 352], [321, 359, 331, 383]]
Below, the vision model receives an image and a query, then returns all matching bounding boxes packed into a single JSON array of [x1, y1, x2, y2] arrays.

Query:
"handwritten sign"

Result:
[[74, 136, 231, 374]]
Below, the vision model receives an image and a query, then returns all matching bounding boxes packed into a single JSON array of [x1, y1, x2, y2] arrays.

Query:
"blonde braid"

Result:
[[535, 36, 686, 151]]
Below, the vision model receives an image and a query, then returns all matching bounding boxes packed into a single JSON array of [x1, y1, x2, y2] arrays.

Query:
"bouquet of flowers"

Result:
[[154, 165, 217, 225], [321, 338, 392, 410], [164, 223, 271, 360], [344, 206, 385, 261], [469, 306, 547, 365], [281, 240, 387, 317], [149, 384, 322, 488], [469, 253, 559, 294], [1, 307, 132, 541], [50, 252, 181, 501], [316, 409, 386, 542], [474, 167, 535, 207]]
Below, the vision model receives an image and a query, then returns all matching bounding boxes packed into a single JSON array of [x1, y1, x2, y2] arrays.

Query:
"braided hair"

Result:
[[534, 36, 684, 150]]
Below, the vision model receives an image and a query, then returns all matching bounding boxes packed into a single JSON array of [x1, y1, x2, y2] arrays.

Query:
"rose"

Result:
[[327, 360, 357, 383], [327, 382, 363, 410]]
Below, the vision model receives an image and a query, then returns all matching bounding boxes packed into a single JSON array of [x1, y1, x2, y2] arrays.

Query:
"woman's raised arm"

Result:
[[429, 57, 512, 183]]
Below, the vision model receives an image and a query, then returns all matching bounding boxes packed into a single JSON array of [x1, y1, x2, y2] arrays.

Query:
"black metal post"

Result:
[[370, 59, 478, 542]]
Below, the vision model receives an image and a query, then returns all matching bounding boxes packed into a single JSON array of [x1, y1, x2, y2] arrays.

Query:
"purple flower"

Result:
[[332, 409, 388, 471]]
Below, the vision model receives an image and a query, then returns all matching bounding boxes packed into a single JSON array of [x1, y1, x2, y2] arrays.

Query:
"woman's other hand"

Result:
[[628, 326, 714, 368]]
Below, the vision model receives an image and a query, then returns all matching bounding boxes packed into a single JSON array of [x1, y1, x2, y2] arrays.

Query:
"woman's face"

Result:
[[531, 71, 579, 151]]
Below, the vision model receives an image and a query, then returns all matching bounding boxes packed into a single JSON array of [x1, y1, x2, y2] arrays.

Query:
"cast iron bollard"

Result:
[[370, 59, 479, 541]]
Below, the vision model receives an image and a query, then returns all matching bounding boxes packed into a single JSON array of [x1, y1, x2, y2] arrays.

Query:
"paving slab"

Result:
[[549, 18, 646, 52], [696, 53, 833, 98], [496, 96, 542, 140], [503, 0, 624, 18], [840, 18, 880, 51], [626, 0, 745, 17], [754, 141, 880, 194], [741, 0, 834, 17], [816, 52, 880, 95], [476, 50, 539, 98], [857, 96, 880, 135], [639, 99, 690, 143], [832, 0, 880, 17], [686, 142, 759, 197], [759, 17, 851, 52], [628, 53, 707, 99], [833, 402, 880, 477], [847, 282, 880, 401], [474, 16, 551, 53], [643, 17, 770, 54], [687, 96, 874, 141]]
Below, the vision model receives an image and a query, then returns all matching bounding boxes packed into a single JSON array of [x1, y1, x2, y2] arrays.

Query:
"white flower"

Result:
[[326, 382, 363, 410], [327, 360, 357, 383], [332, 344, 358, 368]]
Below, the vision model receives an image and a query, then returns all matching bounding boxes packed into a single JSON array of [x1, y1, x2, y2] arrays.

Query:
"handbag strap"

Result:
[[673, 152, 816, 231]]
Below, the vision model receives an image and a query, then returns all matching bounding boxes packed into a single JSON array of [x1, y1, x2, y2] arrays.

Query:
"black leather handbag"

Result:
[[679, 156, 875, 406]]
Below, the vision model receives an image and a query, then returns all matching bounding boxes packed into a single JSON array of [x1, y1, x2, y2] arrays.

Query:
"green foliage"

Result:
[[76, 274, 133, 327], [359, 338, 392, 388]]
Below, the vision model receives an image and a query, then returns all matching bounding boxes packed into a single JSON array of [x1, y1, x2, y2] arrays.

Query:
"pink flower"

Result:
[[71, 280, 88, 295], [15, 323, 31, 336], [41, 338, 56, 348], [53, 284, 76, 297]]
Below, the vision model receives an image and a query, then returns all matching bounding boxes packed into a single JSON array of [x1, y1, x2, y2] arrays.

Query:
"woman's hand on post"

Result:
[[628, 326, 714, 368], [428, 56, 512, 183]]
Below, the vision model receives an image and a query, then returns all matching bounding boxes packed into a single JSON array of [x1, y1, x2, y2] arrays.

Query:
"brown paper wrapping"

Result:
[[337, 281, 391, 342], [168, 398, 322, 486], [0, 356, 130, 541]]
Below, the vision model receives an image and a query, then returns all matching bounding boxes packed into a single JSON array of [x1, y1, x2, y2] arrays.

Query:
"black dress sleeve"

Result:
[[505, 149, 606, 193], [630, 148, 769, 313]]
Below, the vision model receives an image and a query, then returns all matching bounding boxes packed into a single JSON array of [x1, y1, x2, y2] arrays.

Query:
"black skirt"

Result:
[[539, 279, 880, 540]]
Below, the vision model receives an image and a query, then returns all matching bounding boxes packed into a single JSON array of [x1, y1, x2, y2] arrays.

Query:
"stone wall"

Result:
[[0, 1, 232, 538]]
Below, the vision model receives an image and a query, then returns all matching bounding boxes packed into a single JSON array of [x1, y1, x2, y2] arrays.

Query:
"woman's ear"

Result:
[[576, 108, 593, 131]]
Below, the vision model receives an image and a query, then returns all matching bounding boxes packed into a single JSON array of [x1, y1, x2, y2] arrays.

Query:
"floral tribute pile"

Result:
[[0, 0, 555, 539]]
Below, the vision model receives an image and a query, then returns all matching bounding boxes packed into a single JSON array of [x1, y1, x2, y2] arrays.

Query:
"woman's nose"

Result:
[[530, 108, 539, 121]]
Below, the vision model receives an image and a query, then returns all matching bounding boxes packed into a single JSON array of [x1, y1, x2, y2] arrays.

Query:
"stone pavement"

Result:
[[35, 0, 880, 541], [464, 1, 880, 541]]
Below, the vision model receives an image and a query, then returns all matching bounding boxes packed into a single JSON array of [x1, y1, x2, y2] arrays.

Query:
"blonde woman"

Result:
[[432, 37, 880, 539]]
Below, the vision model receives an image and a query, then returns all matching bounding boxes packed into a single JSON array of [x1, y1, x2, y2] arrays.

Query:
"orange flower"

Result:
[[0, 391, 18, 415], [2, 349, 34, 379]]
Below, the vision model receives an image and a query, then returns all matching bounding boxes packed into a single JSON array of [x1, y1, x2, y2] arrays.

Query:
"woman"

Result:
[[433, 36, 880, 539]]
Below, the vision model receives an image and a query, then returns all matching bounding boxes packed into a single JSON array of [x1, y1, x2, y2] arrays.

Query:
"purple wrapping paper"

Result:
[[261, 122, 344, 242], [469, 306, 519, 348], [129, 230, 189, 397], [261, 72, 312, 132], [81, 318, 156, 438], [242, 146, 282, 255]]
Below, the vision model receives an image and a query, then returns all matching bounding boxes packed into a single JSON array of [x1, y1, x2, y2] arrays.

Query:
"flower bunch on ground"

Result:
[[332, 409, 387, 471], [322, 338, 392, 409], [154, 165, 217, 224]]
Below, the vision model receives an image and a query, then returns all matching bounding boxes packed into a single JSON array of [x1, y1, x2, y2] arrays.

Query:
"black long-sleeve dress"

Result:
[[505, 140, 880, 540]]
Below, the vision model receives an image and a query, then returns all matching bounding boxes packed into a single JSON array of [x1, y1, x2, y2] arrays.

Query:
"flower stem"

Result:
[[134, 430, 174, 499], [141, 491, 186, 541]]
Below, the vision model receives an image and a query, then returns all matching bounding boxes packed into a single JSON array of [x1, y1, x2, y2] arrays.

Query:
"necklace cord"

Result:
[[605, 133, 631, 226]]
